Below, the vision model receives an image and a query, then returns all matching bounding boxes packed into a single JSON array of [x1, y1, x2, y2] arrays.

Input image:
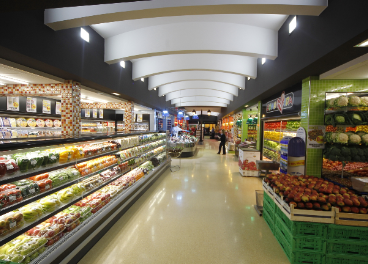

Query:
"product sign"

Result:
[[296, 127, 306, 143], [7, 97, 19, 111], [42, 100, 51, 114], [137, 114, 142, 122], [307, 125, 325, 149], [55, 102, 61, 115], [99, 109, 103, 119], [26, 97, 37, 113], [93, 109, 97, 118], [85, 109, 90, 118], [266, 91, 294, 114]]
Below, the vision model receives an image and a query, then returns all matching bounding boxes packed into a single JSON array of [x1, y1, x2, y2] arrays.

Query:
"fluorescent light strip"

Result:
[[0, 75, 28, 84], [356, 40, 368, 47], [262, 58, 266, 65], [289, 16, 297, 34], [81, 28, 89, 42], [112, 93, 120, 95], [120, 61, 125, 68], [141, 78, 144, 82]]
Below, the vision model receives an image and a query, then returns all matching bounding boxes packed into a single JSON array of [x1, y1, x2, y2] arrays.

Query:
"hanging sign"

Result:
[[42, 99, 51, 114], [99, 109, 103, 119], [93, 109, 97, 118], [55, 102, 61, 115], [85, 109, 90, 118], [137, 114, 142, 122], [26, 97, 37, 112], [266, 91, 294, 114], [307, 125, 325, 149], [7, 97, 19, 111], [296, 127, 306, 143]]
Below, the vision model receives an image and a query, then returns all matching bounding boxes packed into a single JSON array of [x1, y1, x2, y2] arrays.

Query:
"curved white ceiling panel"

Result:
[[175, 102, 227, 107], [132, 54, 257, 80], [148, 71, 245, 90], [165, 90, 233, 101], [105, 22, 277, 63], [171, 97, 230, 105], [45, 0, 328, 30], [158, 81, 239, 97]]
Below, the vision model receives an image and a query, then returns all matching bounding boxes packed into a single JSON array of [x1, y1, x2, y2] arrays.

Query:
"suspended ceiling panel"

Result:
[[320, 53, 368, 79]]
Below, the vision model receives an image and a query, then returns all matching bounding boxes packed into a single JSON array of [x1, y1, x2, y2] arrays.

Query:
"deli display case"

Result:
[[0, 132, 169, 264]]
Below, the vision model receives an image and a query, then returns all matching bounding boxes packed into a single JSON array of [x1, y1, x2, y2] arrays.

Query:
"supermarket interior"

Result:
[[0, 1, 368, 264]]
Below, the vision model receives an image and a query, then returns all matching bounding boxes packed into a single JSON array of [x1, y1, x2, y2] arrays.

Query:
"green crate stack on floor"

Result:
[[325, 225, 368, 264], [263, 191, 275, 233], [274, 206, 328, 264]]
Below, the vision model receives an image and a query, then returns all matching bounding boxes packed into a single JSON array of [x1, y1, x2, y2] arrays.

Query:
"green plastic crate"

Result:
[[327, 224, 368, 241], [263, 198, 275, 215], [291, 251, 325, 264], [263, 208, 274, 233], [264, 191, 274, 208], [275, 214, 326, 253], [275, 206, 328, 238], [325, 254, 368, 264], [326, 239, 368, 256], [274, 225, 292, 261]]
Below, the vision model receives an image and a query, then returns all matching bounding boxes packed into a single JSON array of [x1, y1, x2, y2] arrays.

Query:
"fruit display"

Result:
[[75, 155, 118, 176], [0, 212, 24, 236], [264, 131, 283, 142], [0, 188, 22, 209], [265, 173, 368, 213], [11, 179, 40, 199], [263, 148, 280, 162], [26, 222, 65, 240], [264, 120, 300, 131], [264, 140, 280, 151], [0, 235, 47, 263], [18, 202, 43, 222], [39, 195, 61, 213]]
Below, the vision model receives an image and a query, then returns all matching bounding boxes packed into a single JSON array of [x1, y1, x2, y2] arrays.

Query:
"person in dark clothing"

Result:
[[217, 130, 226, 155]]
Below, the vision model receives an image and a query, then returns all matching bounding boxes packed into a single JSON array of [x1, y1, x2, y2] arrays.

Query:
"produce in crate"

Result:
[[265, 173, 368, 213]]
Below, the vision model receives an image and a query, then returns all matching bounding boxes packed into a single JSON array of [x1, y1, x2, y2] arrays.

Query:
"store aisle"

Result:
[[78, 139, 289, 264]]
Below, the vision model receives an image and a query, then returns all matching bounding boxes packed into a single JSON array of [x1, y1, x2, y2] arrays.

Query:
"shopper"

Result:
[[211, 127, 215, 139], [217, 130, 226, 155]]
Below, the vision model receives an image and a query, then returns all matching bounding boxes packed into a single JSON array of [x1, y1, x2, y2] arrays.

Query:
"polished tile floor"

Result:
[[78, 139, 289, 264]]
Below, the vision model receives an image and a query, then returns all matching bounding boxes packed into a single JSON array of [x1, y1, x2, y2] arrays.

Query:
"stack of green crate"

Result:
[[273, 206, 327, 264], [263, 191, 275, 233], [325, 225, 368, 264]]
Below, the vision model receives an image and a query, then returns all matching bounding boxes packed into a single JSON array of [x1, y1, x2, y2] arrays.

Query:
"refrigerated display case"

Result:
[[0, 132, 169, 264], [262, 119, 301, 171], [81, 120, 115, 134]]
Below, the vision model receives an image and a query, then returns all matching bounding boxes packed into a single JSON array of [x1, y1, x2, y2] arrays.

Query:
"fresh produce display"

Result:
[[18, 202, 43, 222], [263, 148, 280, 162], [0, 212, 24, 236], [324, 141, 368, 161], [264, 120, 300, 131], [264, 131, 283, 142], [265, 173, 368, 213], [0, 188, 22, 208], [324, 111, 368, 126], [75, 155, 118, 176], [285, 120, 300, 131], [263, 140, 280, 151], [12, 179, 40, 199], [326, 94, 368, 109]]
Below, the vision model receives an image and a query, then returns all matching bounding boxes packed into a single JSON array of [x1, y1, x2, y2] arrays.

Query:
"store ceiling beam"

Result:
[[158, 81, 239, 97], [44, 0, 328, 31], [148, 71, 245, 90], [175, 101, 227, 107], [132, 54, 257, 80], [171, 96, 230, 105], [104, 22, 277, 63], [165, 89, 234, 101]]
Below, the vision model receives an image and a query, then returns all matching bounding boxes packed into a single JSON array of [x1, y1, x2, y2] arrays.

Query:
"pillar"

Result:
[[124, 101, 134, 133]]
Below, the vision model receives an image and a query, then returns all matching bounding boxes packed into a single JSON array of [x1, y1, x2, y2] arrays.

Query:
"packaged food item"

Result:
[[57, 188, 75, 204], [27, 118, 36, 127], [45, 131, 54, 137], [9, 118, 17, 128], [45, 119, 53, 128], [0, 188, 22, 208], [28, 173, 49, 182], [28, 131, 38, 138], [10, 130, 18, 138], [64, 168, 81, 180], [0, 184, 16, 192], [48, 170, 69, 187], [0, 163, 6, 177], [34, 178, 52, 193], [16, 118, 27, 127], [2, 130, 12, 139], [39, 194, 60, 213], [0, 211, 24, 236], [26, 222, 65, 240], [58, 148, 72, 163], [0, 159, 19, 174], [53, 120, 61, 127], [18, 130, 28, 138], [1, 117, 11, 127], [37, 131, 45, 137], [19, 202, 43, 222], [36, 119, 45, 127], [12, 179, 40, 198]]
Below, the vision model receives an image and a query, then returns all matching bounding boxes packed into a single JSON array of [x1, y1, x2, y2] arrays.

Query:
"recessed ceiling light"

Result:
[[120, 61, 125, 68], [141, 78, 144, 82], [356, 39, 368, 47], [262, 58, 266, 65], [153, 87, 156, 90], [80, 28, 89, 42], [112, 93, 120, 95], [289, 16, 297, 34], [0, 75, 28, 84], [247, 77, 251, 80], [245, 105, 249, 107]]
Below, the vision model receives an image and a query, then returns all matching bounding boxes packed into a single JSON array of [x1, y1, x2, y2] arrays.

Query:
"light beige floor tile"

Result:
[[78, 139, 290, 264]]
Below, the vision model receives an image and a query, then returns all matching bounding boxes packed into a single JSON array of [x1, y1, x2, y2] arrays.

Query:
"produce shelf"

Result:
[[264, 139, 281, 143], [0, 148, 166, 245], [32, 159, 170, 264], [263, 146, 279, 152], [0, 138, 164, 184]]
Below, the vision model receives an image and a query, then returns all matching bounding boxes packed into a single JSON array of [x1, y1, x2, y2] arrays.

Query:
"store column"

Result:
[[124, 101, 134, 133], [61, 81, 81, 137]]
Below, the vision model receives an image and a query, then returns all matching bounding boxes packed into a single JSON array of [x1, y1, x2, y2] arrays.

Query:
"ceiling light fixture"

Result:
[[153, 87, 156, 90], [262, 58, 266, 65], [120, 61, 125, 68], [245, 105, 249, 107], [0, 75, 29, 85], [208, 110, 211, 116], [247, 77, 250, 80], [355, 39, 368, 47], [192, 109, 196, 114], [289, 16, 297, 34], [0, 82, 4, 86], [80, 28, 89, 42], [141, 78, 144, 82], [112, 93, 120, 96]]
